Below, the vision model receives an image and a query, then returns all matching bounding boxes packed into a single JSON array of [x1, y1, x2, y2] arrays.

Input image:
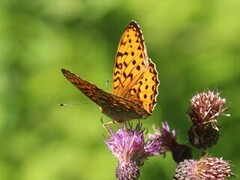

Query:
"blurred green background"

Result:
[[1, 0, 240, 179]]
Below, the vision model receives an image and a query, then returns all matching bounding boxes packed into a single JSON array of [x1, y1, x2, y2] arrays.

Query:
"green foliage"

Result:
[[0, 0, 240, 179]]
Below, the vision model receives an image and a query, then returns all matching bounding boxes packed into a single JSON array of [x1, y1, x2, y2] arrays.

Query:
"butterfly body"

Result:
[[61, 20, 159, 123]]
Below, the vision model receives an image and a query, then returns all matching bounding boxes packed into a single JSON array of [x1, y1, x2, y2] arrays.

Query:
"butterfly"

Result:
[[61, 20, 159, 123]]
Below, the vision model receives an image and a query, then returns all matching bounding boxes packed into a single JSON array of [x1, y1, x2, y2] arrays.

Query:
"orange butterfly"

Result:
[[61, 20, 159, 123]]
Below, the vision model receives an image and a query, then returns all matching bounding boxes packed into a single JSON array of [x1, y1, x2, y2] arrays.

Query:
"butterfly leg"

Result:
[[101, 117, 113, 135], [101, 118, 124, 134]]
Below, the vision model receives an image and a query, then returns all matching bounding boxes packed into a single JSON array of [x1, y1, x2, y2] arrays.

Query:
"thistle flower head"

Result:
[[188, 91, 228, 127], [105, 124, 145, 165], [188, 91, 229, 150], [105, 123, 165, 180], [174, 156, 234, 180]]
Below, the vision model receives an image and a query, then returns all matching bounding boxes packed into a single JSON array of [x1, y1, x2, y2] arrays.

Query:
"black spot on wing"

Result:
[[123, 61, 128, 67], [117, 52, 128, 57], [136, 65, 141, 71], [115, 62, 122, 69]]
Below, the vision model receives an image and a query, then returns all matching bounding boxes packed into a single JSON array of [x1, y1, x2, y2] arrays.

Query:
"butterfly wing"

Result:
[[61, 69, 101, 103], [112, 20, 149, 97], [112, 21, 159, 114]]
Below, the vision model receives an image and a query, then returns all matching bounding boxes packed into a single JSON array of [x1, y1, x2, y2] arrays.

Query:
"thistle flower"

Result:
[[188, 90, 228, 128], [187, 91, 229, 150], [150, 121, 192, 163], [104, 123, 167, 180], [174, 156, 234, 180]]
